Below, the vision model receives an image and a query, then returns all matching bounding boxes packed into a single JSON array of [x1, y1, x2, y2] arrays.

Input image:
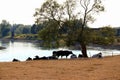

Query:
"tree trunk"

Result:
[[80, 43, 88, 58]]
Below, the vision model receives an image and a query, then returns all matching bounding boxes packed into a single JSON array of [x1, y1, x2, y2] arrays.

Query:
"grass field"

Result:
[[0, 56, 120, 80]]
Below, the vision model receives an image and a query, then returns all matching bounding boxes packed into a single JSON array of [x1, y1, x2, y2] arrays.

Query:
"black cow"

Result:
[[12, 58, 20, 62], [26, 57, 32, 61], [78, 54, 83, 58], [53, 50, 73, 58], [33, 55, 40, 60], [92, 52, 102, 58], [70, 54, 77, 59], [39, 56, 48, 60], [33, 56, 49, 60], [48, 56, 58, 60]]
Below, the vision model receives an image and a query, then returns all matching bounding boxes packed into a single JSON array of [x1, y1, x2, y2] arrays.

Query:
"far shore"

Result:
[[0, 38, 120, 50], [0, 38, 39, 43]]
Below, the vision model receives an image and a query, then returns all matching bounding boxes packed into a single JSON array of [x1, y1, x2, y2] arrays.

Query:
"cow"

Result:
[[48, 56, 58, 60], [70, 54, 77, 59], [78, 54, 83, 58], [12, 58, 20, 62], [33, 55, 58, 60], [39, 56, 48, 60], [52, 50, 73, 58], [33, 55, 40, 60], [92, 52, 102, 58], [26, 57, 32, 61]]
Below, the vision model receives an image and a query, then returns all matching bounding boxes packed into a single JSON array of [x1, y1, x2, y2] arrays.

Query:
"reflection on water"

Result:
[[0, 40, 10, 48], [0, 40, 120, 62]]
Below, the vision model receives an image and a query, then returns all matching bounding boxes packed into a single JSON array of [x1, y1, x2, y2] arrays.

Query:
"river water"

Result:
[[0, 40, 120, 62]]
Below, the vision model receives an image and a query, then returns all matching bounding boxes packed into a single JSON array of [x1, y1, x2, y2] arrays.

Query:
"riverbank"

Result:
[[88, 44, 120, 50], [0, 38, 39, 43], [0, 55, 120, 80]]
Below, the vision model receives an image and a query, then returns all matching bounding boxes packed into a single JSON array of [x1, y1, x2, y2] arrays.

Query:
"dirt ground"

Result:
[[0, 56, 120, 80]]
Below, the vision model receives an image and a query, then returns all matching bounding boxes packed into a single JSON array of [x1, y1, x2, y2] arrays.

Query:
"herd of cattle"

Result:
[[12, 50, 102, 62]]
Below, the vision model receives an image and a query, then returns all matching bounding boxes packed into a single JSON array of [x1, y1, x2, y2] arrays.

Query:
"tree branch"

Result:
[[80, 0, 86, 10], [86, 0, 97, 14]]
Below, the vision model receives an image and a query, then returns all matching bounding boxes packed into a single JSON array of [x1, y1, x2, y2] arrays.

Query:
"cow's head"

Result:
[[52, 51, 57, 57]]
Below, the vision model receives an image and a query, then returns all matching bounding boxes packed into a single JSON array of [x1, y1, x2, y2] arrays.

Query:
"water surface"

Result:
[[0, 40, 120, 62]]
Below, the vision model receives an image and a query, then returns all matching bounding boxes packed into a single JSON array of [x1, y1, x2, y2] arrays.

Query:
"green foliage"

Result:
[[34, 0, 105, 52], [31, 24, 43, 34], [31, 24, 37, 34], [0, 20, 11, 37], [34, 0, 61, 24], [63, 19, 82, 46], [14, 24, 31, 34], [0, 20, 33, 39], [22, 27, 31, 34], [99, 26, 115, 45], [38, 20, 59, 48], [91, 26, 115, 45]]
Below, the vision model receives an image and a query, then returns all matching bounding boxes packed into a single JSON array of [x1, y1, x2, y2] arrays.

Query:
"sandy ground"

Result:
[[0, 56, 120, 80]]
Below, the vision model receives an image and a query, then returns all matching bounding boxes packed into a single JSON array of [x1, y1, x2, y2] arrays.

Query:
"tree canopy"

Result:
[[34, 0, 105, 57]]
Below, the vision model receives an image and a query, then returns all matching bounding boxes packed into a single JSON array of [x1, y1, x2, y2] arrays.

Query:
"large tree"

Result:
[[34, 0, 104, 58], [77, 0, 104, 57]]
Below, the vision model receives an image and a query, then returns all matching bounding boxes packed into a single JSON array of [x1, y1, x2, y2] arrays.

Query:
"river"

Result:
[[0, 40, 120, 62]]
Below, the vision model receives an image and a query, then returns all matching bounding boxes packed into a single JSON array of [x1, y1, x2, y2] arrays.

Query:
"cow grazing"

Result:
[[53, 50, 73, 58]]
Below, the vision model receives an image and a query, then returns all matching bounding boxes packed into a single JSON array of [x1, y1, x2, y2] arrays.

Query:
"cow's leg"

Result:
[[61, 56, 62, 59], [57, 55, 59, 59], [66, 56, 67, 59]]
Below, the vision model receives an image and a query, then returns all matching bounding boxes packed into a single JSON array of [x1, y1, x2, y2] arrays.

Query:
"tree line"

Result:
[[0, 20, 116, 45], [0, 20, 39, 39]]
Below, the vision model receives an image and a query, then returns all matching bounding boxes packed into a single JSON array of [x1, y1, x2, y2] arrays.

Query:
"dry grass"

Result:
[[0, 56, 120, 80]]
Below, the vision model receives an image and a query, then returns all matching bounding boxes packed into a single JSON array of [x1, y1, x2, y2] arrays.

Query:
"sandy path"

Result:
[[0, 56, 120, 80]]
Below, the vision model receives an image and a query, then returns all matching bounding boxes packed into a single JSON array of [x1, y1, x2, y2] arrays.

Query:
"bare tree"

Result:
[[78, 0, 104, 57]]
